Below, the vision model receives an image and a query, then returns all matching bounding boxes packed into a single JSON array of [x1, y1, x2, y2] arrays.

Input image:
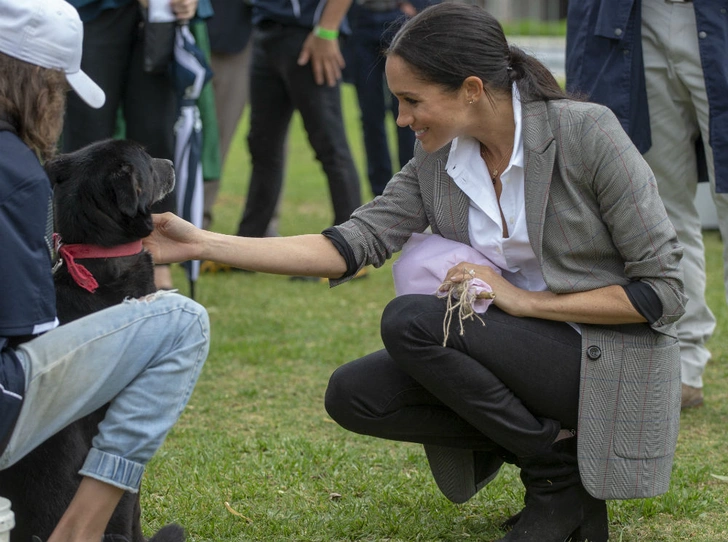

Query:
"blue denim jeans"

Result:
[[0, 292, 209, 492]]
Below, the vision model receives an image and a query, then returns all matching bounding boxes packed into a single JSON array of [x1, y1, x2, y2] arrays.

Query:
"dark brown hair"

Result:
[[0, 52, 67, 161], [386, 3, 567, 103]]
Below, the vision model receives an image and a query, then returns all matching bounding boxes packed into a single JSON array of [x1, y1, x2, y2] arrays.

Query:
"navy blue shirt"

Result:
[[0, 129, 58, 454], [66, 0, 214, 22], [0, 342, 24, 456], [565, 0, 728, 192]]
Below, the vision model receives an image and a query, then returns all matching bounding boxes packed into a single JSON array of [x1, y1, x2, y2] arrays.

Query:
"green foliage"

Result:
[[145, 85, 728, 541], [501, 19, 567, 37]]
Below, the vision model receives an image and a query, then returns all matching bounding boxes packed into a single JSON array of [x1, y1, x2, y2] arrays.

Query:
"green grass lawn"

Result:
[[143, 84, 728, 541]]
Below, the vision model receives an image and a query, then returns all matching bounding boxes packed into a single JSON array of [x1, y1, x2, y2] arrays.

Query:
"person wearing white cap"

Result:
[[0, 0, 106, 110], [0, 2, 210, 541]]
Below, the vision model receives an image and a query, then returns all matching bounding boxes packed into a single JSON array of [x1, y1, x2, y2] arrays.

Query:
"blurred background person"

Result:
[[203, 0, 253, 231], [566, 0, 728, 409], [235, 0, 361, 242], [62, 0, 213, 290], [342, 0, 434, 197]]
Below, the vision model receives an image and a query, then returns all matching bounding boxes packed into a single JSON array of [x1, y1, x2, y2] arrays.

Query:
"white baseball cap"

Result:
[[0, 0, 105, 109]]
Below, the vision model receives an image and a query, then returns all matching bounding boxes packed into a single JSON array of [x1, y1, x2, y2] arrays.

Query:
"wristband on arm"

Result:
[[313, 25, 339, 40]]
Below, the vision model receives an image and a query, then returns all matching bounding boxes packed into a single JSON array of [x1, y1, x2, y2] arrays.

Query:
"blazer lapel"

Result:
[[522, 101, 557, 263], [431, 145, 471, 244]]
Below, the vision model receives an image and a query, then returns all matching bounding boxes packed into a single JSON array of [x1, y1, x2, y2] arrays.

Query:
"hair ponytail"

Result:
[[508, 45, 567, 102]]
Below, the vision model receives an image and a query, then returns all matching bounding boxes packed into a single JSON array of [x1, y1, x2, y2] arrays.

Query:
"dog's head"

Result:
[[46, 139, 175, 246]]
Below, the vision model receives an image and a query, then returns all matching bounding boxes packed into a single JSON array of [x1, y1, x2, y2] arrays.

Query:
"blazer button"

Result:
[[587, 346, 602, 360]]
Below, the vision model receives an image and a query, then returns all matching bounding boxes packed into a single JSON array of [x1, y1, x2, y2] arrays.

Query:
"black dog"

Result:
[[51, 139, 175, 321], [0, 139, 183, 542]]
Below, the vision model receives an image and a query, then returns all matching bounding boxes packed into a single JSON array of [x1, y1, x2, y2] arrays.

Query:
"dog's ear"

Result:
[[111, 163, 155, 237], [44, 154, 72, 187], [112, 163, 143, 217]]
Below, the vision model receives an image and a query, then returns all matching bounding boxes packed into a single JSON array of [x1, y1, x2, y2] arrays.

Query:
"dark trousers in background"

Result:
[[62, 2, 177, 214], [344, 5, 415, 196], [237, 24, 361, 238], [325, 295, 582, 457]]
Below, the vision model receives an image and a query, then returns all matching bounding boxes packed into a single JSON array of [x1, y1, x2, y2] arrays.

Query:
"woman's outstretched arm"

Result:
[[144, 213, 349, 279]]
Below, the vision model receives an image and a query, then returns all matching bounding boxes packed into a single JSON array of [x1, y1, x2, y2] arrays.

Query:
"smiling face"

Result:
[[386, 54, 473, 153]]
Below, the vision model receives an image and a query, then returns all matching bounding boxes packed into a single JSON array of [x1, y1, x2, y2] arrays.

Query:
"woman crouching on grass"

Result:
[[144, 3, 685, 540]]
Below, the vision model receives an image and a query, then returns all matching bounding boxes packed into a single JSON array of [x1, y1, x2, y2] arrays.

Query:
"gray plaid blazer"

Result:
[[333, 99, 687, 499]]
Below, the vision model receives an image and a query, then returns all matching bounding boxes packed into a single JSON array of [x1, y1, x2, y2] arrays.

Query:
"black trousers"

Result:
[[62, 2, 177, 214], [325, 295, 582, 458], [342, 4, 415, 196], [237, 23, 362, 237]]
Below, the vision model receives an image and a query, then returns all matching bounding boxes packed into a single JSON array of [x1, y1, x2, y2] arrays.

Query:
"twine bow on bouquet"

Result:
[[436, 267, 496, 346], [391, 233, 502, 346]]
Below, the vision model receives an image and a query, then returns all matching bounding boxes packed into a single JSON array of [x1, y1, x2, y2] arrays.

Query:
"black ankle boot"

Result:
[[568, 492, 608, 542], [499, 485, 607, 541], [496, 437, 609, 542]]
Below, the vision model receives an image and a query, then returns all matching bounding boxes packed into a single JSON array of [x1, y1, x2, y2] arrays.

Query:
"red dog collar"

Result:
[[53, 233, 143, 293]]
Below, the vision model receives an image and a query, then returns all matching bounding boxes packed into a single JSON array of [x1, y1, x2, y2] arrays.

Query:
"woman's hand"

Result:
[[143, 212, 204, 265], [445, 262, 528, 316], [170, 0, 198, 21], [446, 261, 648, 325]]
